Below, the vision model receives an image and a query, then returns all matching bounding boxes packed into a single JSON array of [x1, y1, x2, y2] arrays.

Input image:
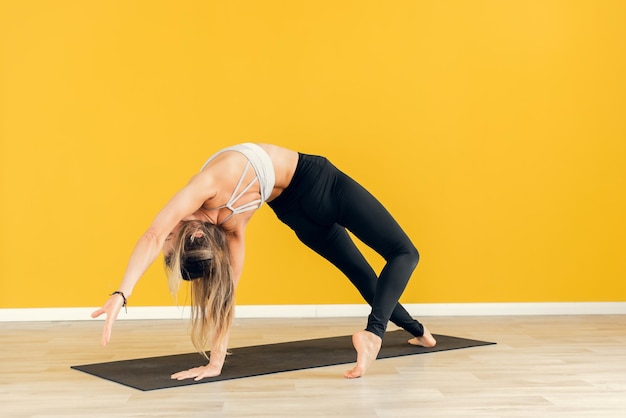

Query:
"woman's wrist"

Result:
[[110, 291, 128, 313], [208, 351, 226, 368]]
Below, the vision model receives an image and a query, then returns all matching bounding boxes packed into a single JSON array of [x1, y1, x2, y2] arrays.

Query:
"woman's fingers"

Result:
[[91, 308, 105, 318], [171, 365, 221, 381], [171, 367, 203, 380], [101, 317, 114, 346], [91, 308, 110, 346], [171, 368, 199, 380], [92, 296, 123, 346]]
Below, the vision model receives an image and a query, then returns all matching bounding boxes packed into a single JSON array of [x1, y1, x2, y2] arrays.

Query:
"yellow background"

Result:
[[1, 1, 624, 309]]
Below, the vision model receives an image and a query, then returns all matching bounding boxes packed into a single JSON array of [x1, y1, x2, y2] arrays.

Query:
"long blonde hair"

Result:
[[164, 220, 234, 358]]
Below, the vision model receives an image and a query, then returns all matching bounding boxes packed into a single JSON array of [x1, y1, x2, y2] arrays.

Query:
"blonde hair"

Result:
[[164, 220, 234, 358]]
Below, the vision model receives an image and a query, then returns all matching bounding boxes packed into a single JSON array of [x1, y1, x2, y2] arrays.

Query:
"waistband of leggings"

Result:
[[268, 152, 325, 209]]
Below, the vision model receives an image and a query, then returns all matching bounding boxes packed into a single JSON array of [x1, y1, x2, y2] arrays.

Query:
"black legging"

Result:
[[267, 153, 424, 339]]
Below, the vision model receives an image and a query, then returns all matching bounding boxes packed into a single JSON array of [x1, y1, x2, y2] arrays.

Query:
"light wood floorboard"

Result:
[[1, 315, 625, 417]]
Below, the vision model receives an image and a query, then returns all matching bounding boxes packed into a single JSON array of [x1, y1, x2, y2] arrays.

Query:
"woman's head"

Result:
[[164, 220, 229, 285], [164, 220, 234, 357]]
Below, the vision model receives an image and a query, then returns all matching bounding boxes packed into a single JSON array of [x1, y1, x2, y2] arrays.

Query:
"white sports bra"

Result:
[[200, 143, 276, 224]]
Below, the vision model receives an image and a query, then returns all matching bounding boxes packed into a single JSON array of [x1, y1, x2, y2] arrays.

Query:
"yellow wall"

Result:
[[1, 1, 624, 309]]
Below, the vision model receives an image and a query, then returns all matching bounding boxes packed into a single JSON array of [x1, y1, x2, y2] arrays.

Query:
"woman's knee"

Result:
[[384, 241, 419, 269], [407, 244, 420, 270]]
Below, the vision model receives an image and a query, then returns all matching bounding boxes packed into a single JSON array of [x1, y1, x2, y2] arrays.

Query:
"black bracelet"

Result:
[[110, 291, 127, 313]]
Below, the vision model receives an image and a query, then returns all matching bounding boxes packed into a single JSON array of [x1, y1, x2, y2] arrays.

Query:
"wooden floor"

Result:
[[1, 315, 625, 417]]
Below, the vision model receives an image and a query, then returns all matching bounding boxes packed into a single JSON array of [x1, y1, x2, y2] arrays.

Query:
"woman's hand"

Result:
[[171, 363, 223, 381], [91, 294, 125, 346]]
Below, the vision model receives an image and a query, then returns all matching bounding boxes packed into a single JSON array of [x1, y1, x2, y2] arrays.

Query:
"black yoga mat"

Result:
[[72, 330, 495, 391]]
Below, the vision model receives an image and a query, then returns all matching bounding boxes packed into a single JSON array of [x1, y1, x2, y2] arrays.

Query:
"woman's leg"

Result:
[[270, 154, 425, 338], [332, 171, 421, 339], [269, 154, 435, 377], [293, 223, 425, 337]]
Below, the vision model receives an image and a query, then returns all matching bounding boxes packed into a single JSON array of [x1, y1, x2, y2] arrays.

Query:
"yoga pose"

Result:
[[93, 143, 436, 380]]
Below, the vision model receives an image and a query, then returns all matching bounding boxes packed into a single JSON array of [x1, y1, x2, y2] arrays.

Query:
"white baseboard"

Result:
[[0, 302, 625, 322]]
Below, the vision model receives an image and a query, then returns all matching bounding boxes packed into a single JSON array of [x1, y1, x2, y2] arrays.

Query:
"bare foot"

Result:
[[408, 326, 437, 348], [344, 330, 382, 379]]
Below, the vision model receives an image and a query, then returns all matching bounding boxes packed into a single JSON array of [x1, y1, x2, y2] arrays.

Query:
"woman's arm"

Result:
[[227, 229, 246, 288], [92, 172, 217, 345], [114, 176, 218, 297], [170, 229, 247, 380]]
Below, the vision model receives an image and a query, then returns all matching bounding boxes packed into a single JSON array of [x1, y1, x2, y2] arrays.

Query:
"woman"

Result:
[[92, 143, 436, 380]]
